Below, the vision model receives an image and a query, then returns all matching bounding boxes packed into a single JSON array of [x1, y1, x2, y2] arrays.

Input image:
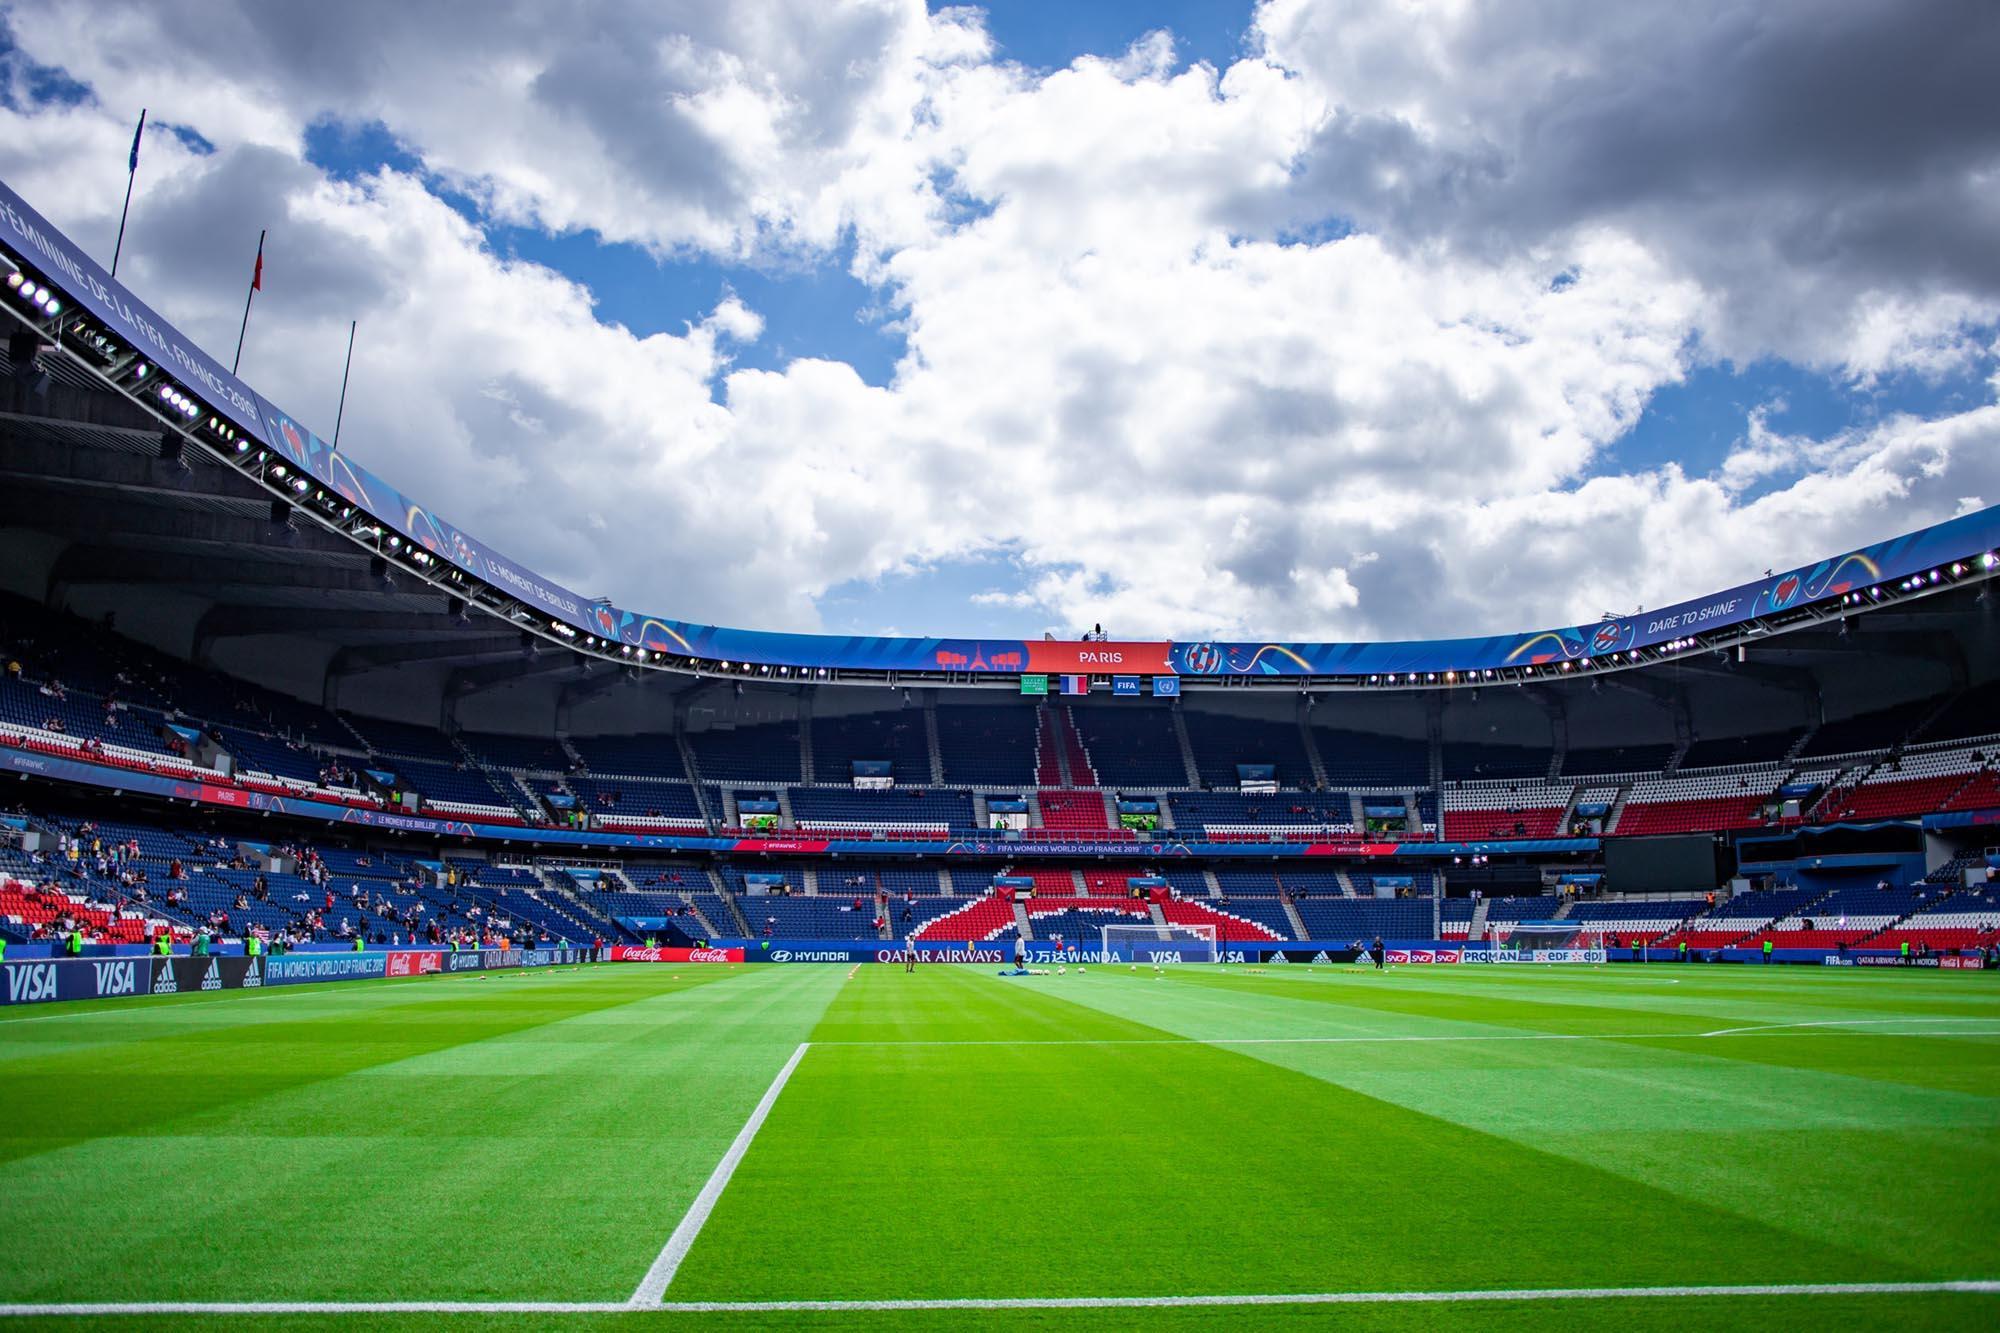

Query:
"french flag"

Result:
[[1058, 674, 1090, 695]]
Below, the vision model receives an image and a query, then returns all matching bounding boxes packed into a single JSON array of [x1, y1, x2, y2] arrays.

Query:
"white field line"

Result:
[[2, 1279, 1995, 1316], [628, 1041, 810, 1305], [1698, 1017, 2000, 1037], [810, 1025, 2000, 1049]]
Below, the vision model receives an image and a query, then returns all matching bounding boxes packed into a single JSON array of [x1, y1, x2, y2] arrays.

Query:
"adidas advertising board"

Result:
[[1258, 948, 1363, 964]]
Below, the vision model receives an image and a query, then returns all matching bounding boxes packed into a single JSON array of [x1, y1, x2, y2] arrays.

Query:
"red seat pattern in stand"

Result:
[[1943, 771, 2000, 812], [0, 878, 152, 942], [1440, 808, 1564, 841], [1038, 790, 1111, 832], [1051, 707, 1097, 785], [1025, 869, 1080, 897], [1023, 897, 1150, 925], [914, 895, 1018, 941], [1158, 899, 1285, 941], [1869, 927, 2000, 951], [1831, 775, 1978, 821], [1654, 929, 1751, 949], [1740, 929, 1876, 949], [1082, 870, 1135, 895], [1034, 711, 1065, 787], [1614, 797, 1765, 836]]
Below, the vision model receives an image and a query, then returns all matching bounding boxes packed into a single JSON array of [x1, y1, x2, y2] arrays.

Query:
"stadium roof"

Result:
[[4, 173, 1999, 706]]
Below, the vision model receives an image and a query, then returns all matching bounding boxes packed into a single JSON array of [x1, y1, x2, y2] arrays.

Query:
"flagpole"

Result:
[[332, 320, 357, 448], [111, 109, 145, 277], [232, 228, 264, 375]]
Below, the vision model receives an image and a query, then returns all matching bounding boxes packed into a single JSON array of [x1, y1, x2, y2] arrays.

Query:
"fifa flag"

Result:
[[1058, 674, 1090, 695], [1111, 675, 1141, 696]]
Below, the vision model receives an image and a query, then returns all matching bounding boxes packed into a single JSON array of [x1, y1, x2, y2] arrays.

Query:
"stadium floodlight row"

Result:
[[3, 172, 2000, 691]]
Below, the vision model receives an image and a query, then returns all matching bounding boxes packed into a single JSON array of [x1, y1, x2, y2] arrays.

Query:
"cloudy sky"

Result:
[[2, 0, 1996, 642]]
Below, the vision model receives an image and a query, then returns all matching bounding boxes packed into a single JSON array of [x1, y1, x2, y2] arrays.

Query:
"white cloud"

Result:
[[1, 0, 1995, 645]]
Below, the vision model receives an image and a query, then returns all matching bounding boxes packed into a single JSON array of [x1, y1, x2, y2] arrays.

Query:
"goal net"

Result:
[[1100, 922, 1219, 965], [1487, 921, 1604, 962]]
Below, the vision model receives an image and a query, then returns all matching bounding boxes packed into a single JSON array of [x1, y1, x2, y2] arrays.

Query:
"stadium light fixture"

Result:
[[3, 272, 19, 289]]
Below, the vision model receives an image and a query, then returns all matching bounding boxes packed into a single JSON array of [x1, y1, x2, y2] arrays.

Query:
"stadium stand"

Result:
[[1070, 706, 1188, 787], [1181, 711, 1313, 789], [934, 705, 1039, 785], [810, 709, 930, 784]]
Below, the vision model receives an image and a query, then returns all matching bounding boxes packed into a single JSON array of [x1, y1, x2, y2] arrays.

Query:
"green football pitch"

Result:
[[2, 960, 1997, 1330]]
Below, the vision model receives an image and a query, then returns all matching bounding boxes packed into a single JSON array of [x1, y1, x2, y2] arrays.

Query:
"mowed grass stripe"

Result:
[[1170, 962, 2000, 1045], [1136, 963, 2000, 1097], [662, 967, 1921, 1303], [1045, 965, 2000, 1280], [0, 965, 846, 1304]]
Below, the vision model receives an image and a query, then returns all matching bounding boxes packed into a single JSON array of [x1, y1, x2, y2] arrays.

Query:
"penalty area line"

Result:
[[1, 1279, 1995, 1316], [627, 1040, 811, 1306]]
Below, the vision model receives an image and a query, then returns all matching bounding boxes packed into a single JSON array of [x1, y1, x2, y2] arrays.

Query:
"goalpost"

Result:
[[1100, 922, 1219, 965]]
